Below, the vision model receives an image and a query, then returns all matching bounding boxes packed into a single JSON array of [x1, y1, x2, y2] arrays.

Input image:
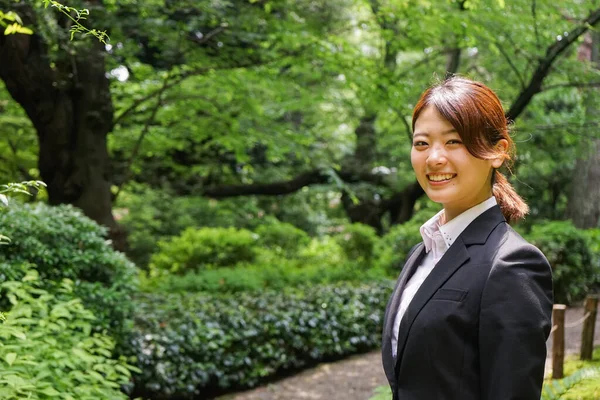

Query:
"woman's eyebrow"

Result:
[[412, 128, 458, 137]]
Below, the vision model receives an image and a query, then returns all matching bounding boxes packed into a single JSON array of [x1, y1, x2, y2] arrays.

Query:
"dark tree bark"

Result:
[[0, 3, 126, 250], [567, 32, 600, 228]]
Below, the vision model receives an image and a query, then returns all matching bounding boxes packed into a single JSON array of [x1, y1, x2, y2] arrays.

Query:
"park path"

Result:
[[217, 305, 600, 400]]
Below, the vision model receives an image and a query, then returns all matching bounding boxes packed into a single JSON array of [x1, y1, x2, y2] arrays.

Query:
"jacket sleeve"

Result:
[[478, 242, 553, 400]]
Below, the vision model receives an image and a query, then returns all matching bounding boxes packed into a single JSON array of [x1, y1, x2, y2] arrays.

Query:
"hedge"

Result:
[[129, 281, 393, 399]]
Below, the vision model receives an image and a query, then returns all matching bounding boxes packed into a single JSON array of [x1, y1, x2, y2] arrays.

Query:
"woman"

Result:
[[381, 77, 553, 400]]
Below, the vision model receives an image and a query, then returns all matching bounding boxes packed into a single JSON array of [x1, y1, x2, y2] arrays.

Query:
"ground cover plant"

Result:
[[0, 269, 137, 399]]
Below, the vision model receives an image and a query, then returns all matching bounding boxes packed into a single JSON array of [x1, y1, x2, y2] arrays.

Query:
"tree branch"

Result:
[[531, 0, 541, 48], [507, 6, 600, 121], [201, 168, 391, 198], [543, 81, 600, 91], [113, 74, 170, 202], [493, 40, 526, 89], [111, 59, 272, 129]]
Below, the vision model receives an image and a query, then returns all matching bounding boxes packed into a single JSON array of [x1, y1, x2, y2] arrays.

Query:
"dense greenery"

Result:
[[542, 348, 600, 400], [0, 269, 135, 399], [1, 1, 600, 399], [130, 281, 392, 398], [525, 221, 599, 304], [0, 202, 138, 340]]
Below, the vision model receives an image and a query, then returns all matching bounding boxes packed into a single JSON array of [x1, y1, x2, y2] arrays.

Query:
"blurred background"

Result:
[[0, 0, 599, 399]]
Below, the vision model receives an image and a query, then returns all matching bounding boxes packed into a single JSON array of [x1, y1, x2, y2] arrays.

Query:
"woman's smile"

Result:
[[427, 173, 457, 184]]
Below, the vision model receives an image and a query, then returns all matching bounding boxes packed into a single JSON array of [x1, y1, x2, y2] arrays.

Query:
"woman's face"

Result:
[[411, 105, 495, 221]]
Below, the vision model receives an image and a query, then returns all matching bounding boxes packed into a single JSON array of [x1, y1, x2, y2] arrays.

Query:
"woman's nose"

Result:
[[427, 146, 447, 167]]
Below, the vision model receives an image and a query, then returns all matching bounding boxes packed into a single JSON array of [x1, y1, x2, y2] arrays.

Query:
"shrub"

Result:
[[334, 223, 379, 264], [526, 221, 596, 304], [150, 227, 258, 275], [0, 203, 138, 337], [0, 268, 136, 399], [129, 281, 394, 398], [116, 184, 263, 268], [140, 260, 389, 294], [297, 236, 347, 268], [374, 219, 422, 275], [255, 219, 310, 257]]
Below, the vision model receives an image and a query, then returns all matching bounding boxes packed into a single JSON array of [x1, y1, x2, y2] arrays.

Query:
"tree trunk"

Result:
[[0, 3, 126, 250], [567, 32, 600, 229]]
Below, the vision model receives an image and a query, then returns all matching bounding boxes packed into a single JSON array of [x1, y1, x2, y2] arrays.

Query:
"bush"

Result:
[[334, 223, 379, 264], [0, 268, 136, 399], [0, 203, 138, 337], [140, 260, 389, 294], [255, 219, 310, 257], [374, 219, 422, 275], [297, 236, 347, 268], [129, 281, 393, 398], [116, 184, 263, 268], [525, 221, 596, 304], [150, 227, 259, 275]]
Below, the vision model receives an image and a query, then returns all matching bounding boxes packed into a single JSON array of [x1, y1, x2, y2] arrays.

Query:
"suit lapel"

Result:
[[393, 238, 469, 371], [392, 205, 506, 372], [382, 243, 425, 384]]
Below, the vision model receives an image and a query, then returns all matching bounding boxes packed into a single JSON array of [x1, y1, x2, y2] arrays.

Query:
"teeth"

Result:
[[428, 174, 454, 182]]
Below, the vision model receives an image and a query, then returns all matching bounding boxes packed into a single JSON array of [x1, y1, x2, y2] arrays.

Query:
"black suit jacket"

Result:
[[381, 206, 553, 400]]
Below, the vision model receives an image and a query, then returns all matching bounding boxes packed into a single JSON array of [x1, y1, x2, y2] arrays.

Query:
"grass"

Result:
[[542, 347, 600, 400], [369, 347, 600, 400]]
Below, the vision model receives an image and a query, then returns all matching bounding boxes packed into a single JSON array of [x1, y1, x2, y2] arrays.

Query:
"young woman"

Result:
[[381, 77, 553, 400]]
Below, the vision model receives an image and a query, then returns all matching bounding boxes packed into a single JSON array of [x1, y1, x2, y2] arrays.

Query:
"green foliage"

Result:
[[0, 269, 136, 399], [150, 227, 258, 275], [369, 385, 391, 400], [297, 236, 347, 268], [541, 347, 600, 400], [0, 10, 32, 35], [374, 218, 423, 275], [525, 221, 597, 304], [42, 0, 109, 42], [115, 184, 264, 268], [0, 202, 138, 337], [334, 223, 379, 264], [130, 281, 393, 398], [0, 181, 46, 244], [255, 218, 310, 257], [542, 367, 600, 400], [141, 259, 388, 294]]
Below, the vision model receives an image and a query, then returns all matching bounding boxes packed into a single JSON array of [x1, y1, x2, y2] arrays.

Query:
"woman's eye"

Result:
[[413, 141, 428, 147], [447, 139, 463, 145]]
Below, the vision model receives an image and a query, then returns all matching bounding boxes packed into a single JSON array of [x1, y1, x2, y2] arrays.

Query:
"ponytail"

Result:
[[492, 170, 528, 224]]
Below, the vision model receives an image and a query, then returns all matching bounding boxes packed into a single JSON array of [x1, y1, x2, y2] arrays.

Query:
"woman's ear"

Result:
[[491, 139, 509, 169]]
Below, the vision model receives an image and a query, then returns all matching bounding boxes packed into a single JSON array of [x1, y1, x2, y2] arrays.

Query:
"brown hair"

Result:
[[411, 76, 528, 223]]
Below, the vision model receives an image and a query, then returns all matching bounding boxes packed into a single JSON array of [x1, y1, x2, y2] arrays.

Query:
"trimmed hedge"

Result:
[[129, 281, 393, 399]]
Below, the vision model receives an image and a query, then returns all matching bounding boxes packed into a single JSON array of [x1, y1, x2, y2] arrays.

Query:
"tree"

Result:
[[567, 31, 600, 228], [1, 0, 600, 242], [0, 1, 122, 246]]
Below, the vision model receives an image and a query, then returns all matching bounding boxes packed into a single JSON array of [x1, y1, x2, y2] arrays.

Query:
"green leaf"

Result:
[[4, 353, 16, 366]]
